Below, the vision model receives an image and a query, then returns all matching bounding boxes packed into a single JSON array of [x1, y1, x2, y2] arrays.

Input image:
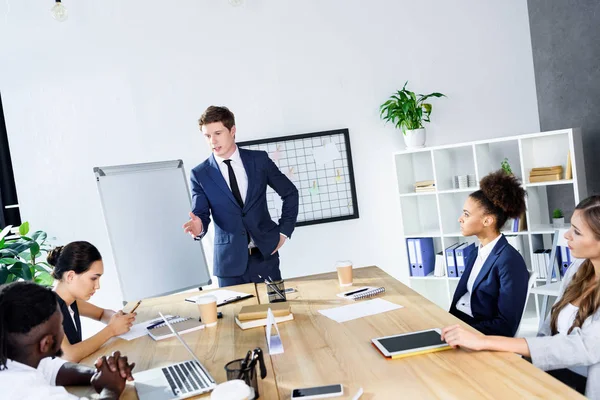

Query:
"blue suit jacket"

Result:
[[449, 235, 529, 337], [190, 148, 299, 277]]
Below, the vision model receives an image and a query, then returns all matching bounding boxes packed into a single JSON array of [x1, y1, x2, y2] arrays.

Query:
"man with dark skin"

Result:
[[0, 281, 136, 399]]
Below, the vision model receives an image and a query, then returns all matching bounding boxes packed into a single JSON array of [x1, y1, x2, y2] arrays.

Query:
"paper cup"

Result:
[[336, 260, 353, 287], [196, 295, 218, 327]]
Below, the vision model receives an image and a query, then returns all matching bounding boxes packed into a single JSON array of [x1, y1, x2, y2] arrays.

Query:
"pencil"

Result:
[[129, 300, 142, 314]]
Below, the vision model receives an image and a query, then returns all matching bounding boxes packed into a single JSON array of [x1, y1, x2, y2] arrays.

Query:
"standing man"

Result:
[[183, 106, 299, 287]]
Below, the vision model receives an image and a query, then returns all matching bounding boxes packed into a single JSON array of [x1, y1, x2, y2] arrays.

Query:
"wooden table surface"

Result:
[[68, 267, 582, 399]]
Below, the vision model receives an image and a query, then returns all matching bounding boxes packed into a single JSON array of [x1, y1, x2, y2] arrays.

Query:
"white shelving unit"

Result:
[[394, 129, 588, 309]]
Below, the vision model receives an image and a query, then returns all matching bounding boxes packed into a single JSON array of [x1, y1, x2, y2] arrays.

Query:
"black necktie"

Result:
[[223, 159, 244, 208]]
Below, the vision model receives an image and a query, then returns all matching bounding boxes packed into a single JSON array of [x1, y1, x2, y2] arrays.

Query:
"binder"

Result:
[[445, 243, 460, 278], [414, 238, 435, 277], [560, 246, 571, 276], [433, 252, 446, 277], [456, 243, 475, 277], [407, 239, 417, 276]]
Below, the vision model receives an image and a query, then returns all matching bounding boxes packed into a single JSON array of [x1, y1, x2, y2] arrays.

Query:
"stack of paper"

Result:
[[414, 180, 435, 193], [318, 298, 403, 323], [529, 166, 563, 183]]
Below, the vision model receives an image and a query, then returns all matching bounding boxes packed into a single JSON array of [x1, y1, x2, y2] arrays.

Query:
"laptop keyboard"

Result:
[[162, 360, 214, 396]]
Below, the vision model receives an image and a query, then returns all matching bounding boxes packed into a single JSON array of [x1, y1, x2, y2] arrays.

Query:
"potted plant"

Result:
[[501, 158, 513, 175], [552, 209, 565, 228], [0, 222, 54, 286], [380, 81, 445, 149]]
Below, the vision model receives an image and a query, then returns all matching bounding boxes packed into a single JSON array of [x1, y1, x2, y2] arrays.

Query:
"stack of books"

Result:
[[234, 302, 294, 330], [529, 166, 563, 183], [414, 180, 435, 193]]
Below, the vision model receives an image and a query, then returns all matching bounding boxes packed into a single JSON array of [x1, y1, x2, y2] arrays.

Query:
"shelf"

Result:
[[528, 224, 570, 234], [501, 231, 530, 236], [405, 231, 442, 238], [398, 191, 436, 198], [437, 187, 479, 194], [410, 276, 447, 280], [524, 179, 573, 188]]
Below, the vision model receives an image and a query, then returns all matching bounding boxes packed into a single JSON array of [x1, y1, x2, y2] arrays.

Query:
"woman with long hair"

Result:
[[442, 195, 600, 396], [449, 170, 529, 337], [48, 241, 136, 362]]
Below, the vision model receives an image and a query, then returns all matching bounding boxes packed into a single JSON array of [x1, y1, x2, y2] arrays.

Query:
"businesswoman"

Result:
[[442, 196, 600, 397], [48, 241, 136, 362], [449, 170, 529, 337]]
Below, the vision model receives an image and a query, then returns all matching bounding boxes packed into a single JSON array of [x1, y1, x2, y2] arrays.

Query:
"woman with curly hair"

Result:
[[448, 170, 529, 337], [442, 196, 600, 396]]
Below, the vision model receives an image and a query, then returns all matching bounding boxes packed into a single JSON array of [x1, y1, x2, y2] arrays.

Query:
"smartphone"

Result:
[[291, 384, 343, 399], [284, 287, 297, 293]]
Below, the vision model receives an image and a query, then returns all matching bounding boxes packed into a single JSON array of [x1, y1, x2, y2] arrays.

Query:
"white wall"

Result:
[[0, 0, 539, 333]]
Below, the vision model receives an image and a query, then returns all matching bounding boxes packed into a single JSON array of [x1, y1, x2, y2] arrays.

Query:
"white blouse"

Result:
[[557, 303, 588, 377]]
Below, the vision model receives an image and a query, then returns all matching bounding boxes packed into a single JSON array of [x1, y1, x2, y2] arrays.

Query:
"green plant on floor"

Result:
[[0, 222, 54, 286], [379, 81, 445, 134], [553, 209, 564, 219], [501, 158, 513, 175]]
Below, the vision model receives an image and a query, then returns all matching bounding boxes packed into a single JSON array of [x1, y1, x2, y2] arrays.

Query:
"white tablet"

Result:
[[371, 328, 450, 358]]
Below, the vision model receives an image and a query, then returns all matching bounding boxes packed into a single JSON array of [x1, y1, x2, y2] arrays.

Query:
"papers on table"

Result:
[[318, 298, 403, 323], [118, 315, 173, 341], [185, 289, 252, 306]]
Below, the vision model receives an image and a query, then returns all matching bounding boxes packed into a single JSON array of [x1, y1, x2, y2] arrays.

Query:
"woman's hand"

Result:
[[441, 324, 486, 351], [108, 311, 136, 336]]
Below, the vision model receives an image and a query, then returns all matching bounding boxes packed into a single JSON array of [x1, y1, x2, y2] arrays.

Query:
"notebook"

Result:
[[235, 313, 294, 330], [237, 303, 291, 321], [336, 286, 386, 300], [147, 317, 205, 341]]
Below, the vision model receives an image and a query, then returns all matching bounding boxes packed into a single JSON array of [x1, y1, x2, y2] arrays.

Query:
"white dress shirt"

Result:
[[455, 234, 502, 317], [557, 303, 588, 377], [0, 357, 79, 399]]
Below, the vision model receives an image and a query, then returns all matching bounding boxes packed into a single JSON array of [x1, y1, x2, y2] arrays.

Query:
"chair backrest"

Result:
[[515, 270, 538, 337]]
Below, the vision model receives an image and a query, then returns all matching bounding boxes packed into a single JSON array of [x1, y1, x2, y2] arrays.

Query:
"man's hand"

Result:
[[95, 351, 136, 381], [91, 353, 129, 398], [183, 212, 203, 238], [271, 234, 287, 255]]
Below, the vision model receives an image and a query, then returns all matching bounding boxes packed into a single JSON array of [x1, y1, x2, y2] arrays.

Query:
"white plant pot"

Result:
[[403, 128, 426, 149], [553, 217, 565, 228]]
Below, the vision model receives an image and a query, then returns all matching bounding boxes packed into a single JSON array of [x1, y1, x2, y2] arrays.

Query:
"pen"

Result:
[[344, 288, 369, 297], [128, 300, 142, 314], [147, 316, 177, 330], [258, 275, 286, 300]]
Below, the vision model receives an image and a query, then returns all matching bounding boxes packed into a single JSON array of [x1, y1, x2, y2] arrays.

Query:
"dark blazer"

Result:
[[57, 296, 82, 344], [191, 148, 299, 277], [450, 235, 529, 337]]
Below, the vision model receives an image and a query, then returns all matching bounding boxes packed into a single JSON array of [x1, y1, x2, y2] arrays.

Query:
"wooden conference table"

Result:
[[67, 267, 582, 399]]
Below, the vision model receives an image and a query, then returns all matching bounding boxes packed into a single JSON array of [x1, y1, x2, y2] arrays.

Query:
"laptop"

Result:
[[133, 312, 217, 400]]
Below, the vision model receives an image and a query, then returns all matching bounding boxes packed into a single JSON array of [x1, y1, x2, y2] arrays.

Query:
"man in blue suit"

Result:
[[183, 106, 299, 287]]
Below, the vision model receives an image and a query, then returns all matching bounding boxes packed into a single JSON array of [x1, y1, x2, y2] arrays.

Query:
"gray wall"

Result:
[[528, 0, 600, 219]]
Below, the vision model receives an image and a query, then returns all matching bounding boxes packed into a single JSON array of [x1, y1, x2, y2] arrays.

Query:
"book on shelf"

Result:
[[415, 186, 436, 193], [530, 166, 563, 176], [433, 252, 446, 277], [529, 173, 562, 183], [415, 180, 435, 187]]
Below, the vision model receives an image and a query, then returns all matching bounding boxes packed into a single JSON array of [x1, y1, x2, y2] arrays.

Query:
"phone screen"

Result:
[[378, 330, 444, 353], [292, 384, 342, 397]]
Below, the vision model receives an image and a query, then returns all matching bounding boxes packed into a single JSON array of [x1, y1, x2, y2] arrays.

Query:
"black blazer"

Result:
[[57, 296, 82, 344], [449, 235, 529, 337]]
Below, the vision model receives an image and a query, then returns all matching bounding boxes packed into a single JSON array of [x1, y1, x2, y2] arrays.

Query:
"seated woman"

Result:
[[48, 241, 136, 362], [449, 170, 529, 337], [442, 196, 600, 397]]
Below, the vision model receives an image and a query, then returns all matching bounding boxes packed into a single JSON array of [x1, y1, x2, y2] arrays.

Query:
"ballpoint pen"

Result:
[[147, 316, 178, 330], [128, 300, 142, 314], [258, 275, 286, 300]]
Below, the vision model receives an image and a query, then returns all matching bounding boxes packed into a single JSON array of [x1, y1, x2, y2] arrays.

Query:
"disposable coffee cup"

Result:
[[196, 295, 218, 327], [336, 260, 353, 287]]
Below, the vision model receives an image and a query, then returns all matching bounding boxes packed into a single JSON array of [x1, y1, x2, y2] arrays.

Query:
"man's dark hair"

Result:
[[0, 281, 59, 370], [198, 106, 235, 130]]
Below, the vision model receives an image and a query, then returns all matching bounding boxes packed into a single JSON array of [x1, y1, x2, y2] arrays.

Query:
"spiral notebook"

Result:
[[337, 286, 386, 300], [146, 316, 205, 341]]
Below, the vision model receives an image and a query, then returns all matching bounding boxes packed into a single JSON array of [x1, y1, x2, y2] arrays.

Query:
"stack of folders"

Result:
[[406, 238, 435, 277], [445, 243, 460, 278], [454, 243, 475, 277], [433, 252, 446, 277], [529, 166, 563, 183], [235, 303, 293, 330], [146, 316, 205, 341], [532, 246, 572, 279], [414, 180, 435, 193]]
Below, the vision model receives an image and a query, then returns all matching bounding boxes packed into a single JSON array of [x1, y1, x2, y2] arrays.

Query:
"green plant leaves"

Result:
[[34, 271, 54, 286], [19, 222, 30, 236], [380, 83, 445, 133]]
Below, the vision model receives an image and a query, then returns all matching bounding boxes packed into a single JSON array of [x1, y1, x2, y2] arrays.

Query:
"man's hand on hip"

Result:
[[183, 212, 203, 238], [271, 234, 287, 255]]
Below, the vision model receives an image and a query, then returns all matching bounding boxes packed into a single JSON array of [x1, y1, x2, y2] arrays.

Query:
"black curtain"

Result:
[[0, 92, 21, 229]]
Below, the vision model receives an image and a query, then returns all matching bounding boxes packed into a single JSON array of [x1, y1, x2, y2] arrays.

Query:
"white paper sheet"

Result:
[[318, 298, 403, 323], [266, 308, 284, 355], [185, 289, 252, 305], [118, 315, 173, 341], [312, 142, 340, 167]]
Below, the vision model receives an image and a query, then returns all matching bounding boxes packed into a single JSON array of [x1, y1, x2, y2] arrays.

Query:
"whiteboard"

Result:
[[94, 160, 211, 302]]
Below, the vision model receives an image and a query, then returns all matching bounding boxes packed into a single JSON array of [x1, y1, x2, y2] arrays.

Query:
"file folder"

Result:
[[445, 243, 460, 278], [414, 238, 435, 277], [407, 239, 417, 276], [560, 246, 570, 276], [456, 243, 475, 277]]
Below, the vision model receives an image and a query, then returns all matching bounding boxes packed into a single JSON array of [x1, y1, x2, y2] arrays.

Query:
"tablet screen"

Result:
[[378, 330, 445, 353]]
